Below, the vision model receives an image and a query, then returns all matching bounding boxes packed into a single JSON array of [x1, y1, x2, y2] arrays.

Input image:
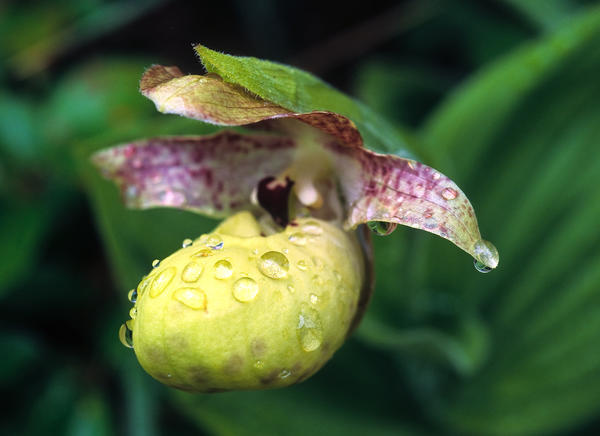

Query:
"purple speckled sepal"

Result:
[[92, 131, 295, 217], [327, 141, 482, 258]]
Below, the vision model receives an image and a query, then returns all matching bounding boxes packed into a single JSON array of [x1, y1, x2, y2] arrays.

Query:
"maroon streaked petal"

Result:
[[140, 65, 365, 149], [91, 130, 296, 217], [326, 141, 495, 266]]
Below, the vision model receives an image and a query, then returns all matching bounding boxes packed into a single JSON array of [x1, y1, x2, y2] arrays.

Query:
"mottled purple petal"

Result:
[[92, 131, 296, 217], [325, 141, 498, 268]]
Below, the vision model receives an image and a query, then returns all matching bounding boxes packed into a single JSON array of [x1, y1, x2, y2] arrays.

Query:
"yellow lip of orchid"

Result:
[[93, 45, 497, 392], [122, 212, 366, 392]]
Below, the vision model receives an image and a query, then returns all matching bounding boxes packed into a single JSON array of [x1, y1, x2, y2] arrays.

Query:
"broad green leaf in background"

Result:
[[398, 6, 600, 436], [500, 0, 577, 31]]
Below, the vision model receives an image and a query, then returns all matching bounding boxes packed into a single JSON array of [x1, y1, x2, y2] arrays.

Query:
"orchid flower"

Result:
[[92, 46, 499, 393]]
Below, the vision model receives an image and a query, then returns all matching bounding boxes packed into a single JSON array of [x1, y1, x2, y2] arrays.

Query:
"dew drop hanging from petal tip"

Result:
[[472, 239, 499, 273]]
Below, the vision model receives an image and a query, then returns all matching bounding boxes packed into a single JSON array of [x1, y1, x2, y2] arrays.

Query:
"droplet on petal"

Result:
[[367, 221, 397, 236], [472, 239, 499, 272], [441, 187, 458, 200]]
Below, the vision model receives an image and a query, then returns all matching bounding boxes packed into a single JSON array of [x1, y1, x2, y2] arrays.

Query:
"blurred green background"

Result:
[[2, 0, 600, 435]]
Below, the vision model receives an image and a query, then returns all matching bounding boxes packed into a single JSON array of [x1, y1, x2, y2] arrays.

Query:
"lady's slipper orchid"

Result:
[[93, 46, 498, 393]]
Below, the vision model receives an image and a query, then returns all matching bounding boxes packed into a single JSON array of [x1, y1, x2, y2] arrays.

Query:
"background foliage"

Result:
[[1, 1, 599, 435]]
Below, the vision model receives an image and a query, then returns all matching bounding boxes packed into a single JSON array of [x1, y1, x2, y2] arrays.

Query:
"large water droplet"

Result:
[[472, 239, 500, 272], [297, 308, 323, 352], [301, 221, 322, 236], [441, 187, 458, 200], [296, 260, 308, 271], [288, 232, 307, 246], [214, 260, 233, 279], [151, 259, 160, 268], [232, 277, 259, 302], [182, 261, 203, 282], [182, 238, 193, 248], [173, 287, 207, 310], [128, 289, 137, 303], [258, 251, 289, 279], [367, 221, 397, 236], [119, 323, 134, 348], [150, 267, 176, 297]]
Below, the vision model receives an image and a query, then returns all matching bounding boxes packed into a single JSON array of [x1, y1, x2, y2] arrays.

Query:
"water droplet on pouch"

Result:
[[367, 221, 397, 236], [287, 284, 295, 293], [192, 248, 214, 257], [296, 308, 323, 352], [137, 275, 152, 296], [258, 251, 289, 279], [472, 239, 499, 272], [206, 235, 223, 250], [441, 187, 458, 200], [173, 287, 207, 309], [288, 232, 307, 246], [278, 369, 291, 379], [182, 238, 193, 248], [150, 267, 176, 297], [128, 289, 137, 303], [182, 261, 203, 282], [119, 323, 134, 348], [214, 260, 233, 279], [309, 294, 319, 305], [152, 259, 160, 268], [232, 277, 259, 302], [129, 307, 137, 319], [301, 221, 322, 236], [296, 260, 308, 271]]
